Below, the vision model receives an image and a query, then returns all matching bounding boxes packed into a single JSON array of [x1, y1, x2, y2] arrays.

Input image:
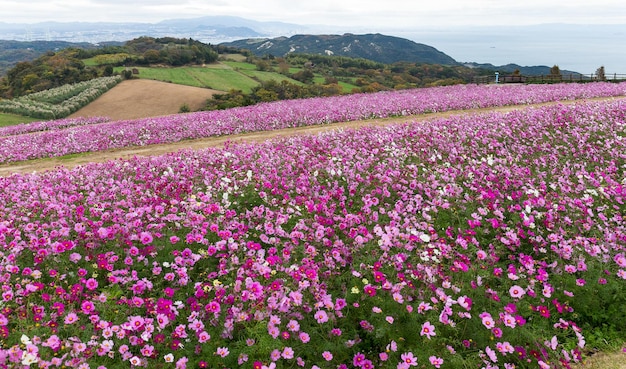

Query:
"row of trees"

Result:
[[206, 79, 344, 110]]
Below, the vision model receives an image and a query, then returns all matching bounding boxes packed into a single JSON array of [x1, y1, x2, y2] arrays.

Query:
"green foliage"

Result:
[[0, 76, 122, 119], [205, 79, 345, 110], [124, 37, 218, 66], [0, 49, 97, 98], [178, 103, 191, 113]]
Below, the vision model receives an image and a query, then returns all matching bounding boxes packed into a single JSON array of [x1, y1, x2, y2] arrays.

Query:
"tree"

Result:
[[549, 65, 562, 82], [291, 69, 314, 84], [595, 66, 606, 81], [550, 65, 561, 76], [103, 65, 114, 77]]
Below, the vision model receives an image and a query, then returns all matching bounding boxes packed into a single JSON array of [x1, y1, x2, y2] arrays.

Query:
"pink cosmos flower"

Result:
[[429, 356, 444, 368], [314, 310, 329, 323], [141, 344, 155, 357], [129, 356, 141, 366], [502, 313, 516, 328], [485, 346, 498, 362], [322, 351, 333, 361], [139, 231, 153, 245], [299, 332, 310, 343], [80, 300, 95, 315], [216, 347, 229, 358], [353, 352, 365, 367], [536, 305, 551, 318], [64, 312, 79, 324], [496, 341, 515, 354], [282, 347, 294, 360], [420, 322, 436, 339], [197, 331, 210, 343], [270, 349, 281, 361], [84, 278, 98, 291], [129, 316, 145, 331], [400, 352, 418, 366], [492, 327, 503, 338], [481, 313, 495, 329], [509, 285, 525, 298], [287, 319, 300, 332], [205, 301, 221, 314]]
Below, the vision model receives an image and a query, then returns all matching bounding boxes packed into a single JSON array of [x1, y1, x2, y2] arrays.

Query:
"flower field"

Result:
[[2, 82, 626, 165], [1, 84, 626, 369]]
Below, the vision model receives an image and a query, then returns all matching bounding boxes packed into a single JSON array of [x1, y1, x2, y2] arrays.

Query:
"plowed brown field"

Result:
[[68, 79, 222, 121]]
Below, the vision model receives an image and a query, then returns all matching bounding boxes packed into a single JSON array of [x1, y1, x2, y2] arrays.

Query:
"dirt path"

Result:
[[2, 96, 625, 177]]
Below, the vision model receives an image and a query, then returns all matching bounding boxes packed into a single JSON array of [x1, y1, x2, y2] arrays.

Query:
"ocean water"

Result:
[[395, 24, 626, 75]]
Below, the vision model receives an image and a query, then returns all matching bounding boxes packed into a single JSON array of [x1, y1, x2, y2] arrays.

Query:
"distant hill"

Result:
[[0, 40, 99, 76], [220, 33, 459, 65], [463, 62, 580, 76]]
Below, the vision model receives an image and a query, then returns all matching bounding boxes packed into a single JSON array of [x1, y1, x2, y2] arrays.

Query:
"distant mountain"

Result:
[[0, 40, 100, 76], [0, 16, 297, 44], [463, 62, 580, 76], [220, 33, 459, 65], [154, 16, 305, 36]]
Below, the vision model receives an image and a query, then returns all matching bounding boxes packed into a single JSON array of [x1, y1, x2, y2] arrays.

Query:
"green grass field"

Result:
[[0, 112, 38, 126], [221, 61, 257, 71], [113, 66, 262, 93], [337, 80, 359, 92], [112, 62, 316, 94]]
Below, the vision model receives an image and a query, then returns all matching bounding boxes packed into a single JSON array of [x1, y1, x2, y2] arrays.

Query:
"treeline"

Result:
[[0, 37, 218, 98], [75, 37, 218, 67], [206, 53, 491, 110], [206, 80, 344, 110]]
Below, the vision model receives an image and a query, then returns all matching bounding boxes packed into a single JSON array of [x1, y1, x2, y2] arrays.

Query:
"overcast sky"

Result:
[[1, 0, 625, 28]]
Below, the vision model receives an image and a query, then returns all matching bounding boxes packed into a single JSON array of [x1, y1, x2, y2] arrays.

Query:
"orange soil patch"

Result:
[[68, 79, 223, 121]]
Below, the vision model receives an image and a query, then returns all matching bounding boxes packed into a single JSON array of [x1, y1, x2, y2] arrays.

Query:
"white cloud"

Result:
[[0, 0, 625, 26]]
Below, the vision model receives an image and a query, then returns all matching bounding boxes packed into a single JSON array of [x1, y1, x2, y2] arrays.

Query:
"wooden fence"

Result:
[[473, 73, 626, 84]]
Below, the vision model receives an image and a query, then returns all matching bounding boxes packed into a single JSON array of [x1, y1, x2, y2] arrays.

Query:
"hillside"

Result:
[[220, 33, 459, 65]]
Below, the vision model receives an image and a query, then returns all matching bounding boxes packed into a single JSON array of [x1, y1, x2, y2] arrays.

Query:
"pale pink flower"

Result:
[[429, 356, 444, 368], [400, 352, 418, 366], [420, 321, 436, 339], [314, 310, 329, 323], [509, 285, 525, 298]]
